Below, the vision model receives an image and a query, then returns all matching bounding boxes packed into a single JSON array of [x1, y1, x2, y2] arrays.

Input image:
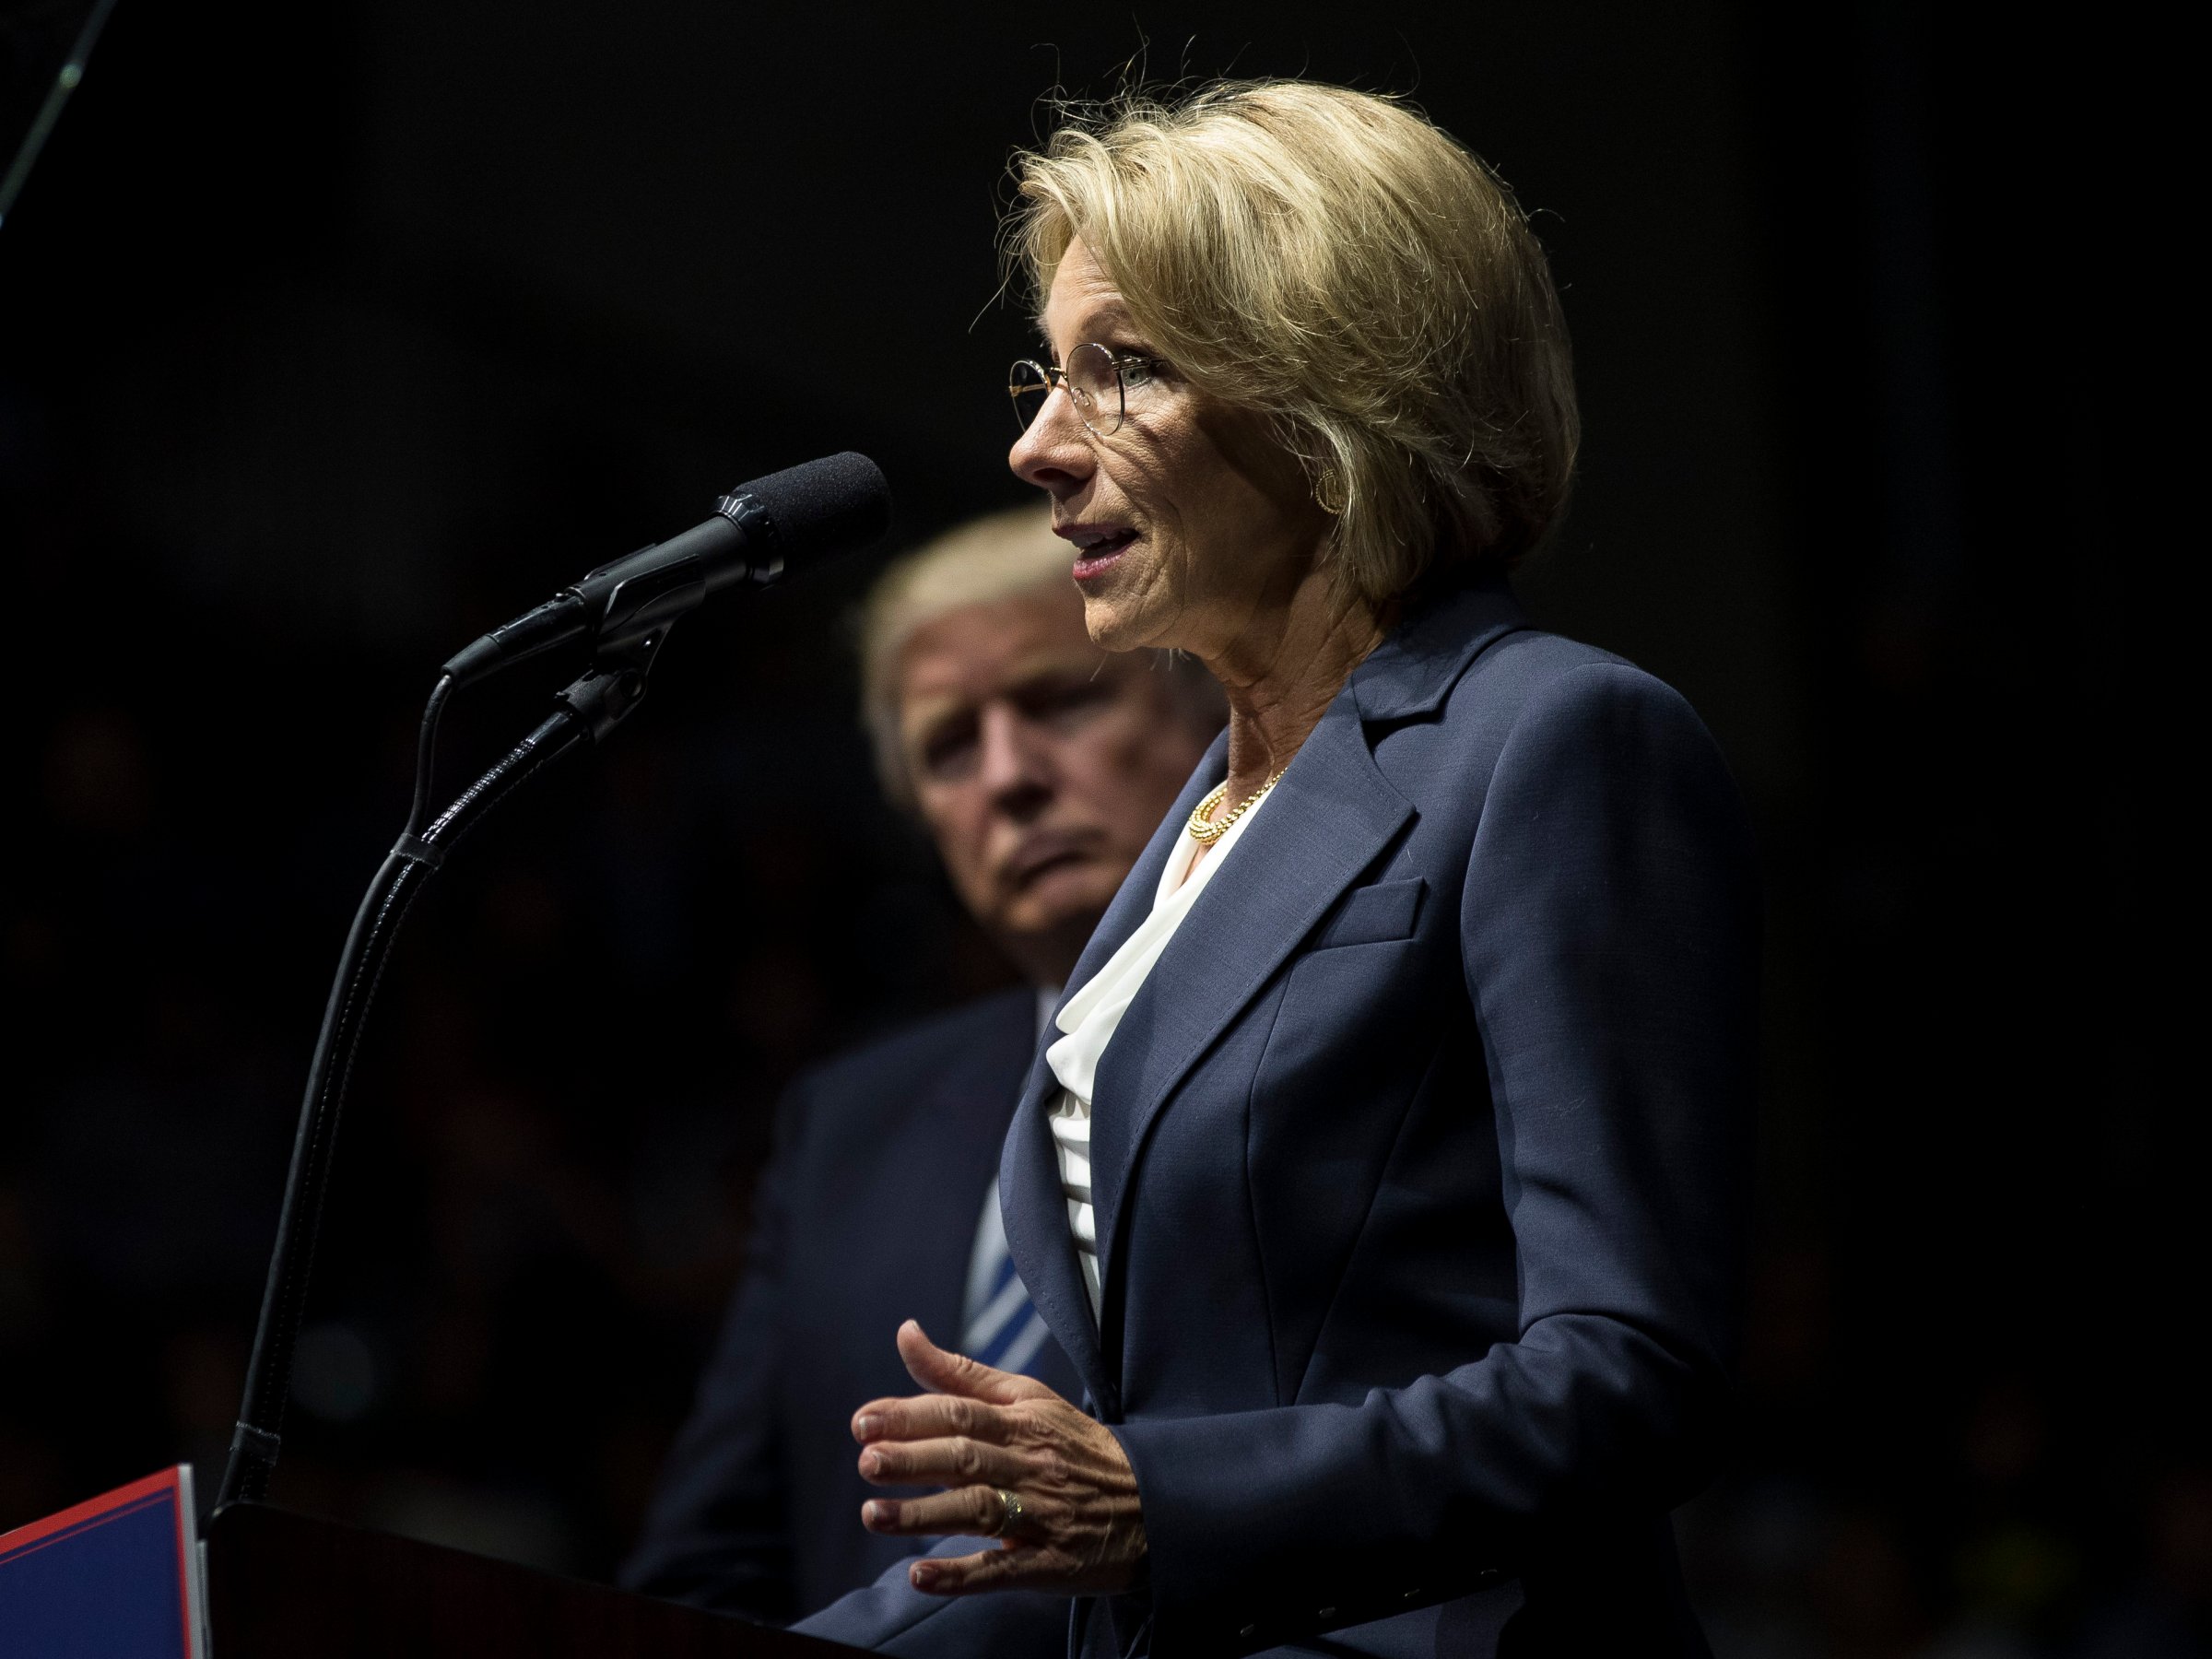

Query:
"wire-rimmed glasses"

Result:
[[1008, 343, 1163, 438]]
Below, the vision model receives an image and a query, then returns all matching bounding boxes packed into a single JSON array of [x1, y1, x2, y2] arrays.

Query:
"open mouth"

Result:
[[1065, 527, 1138, 582]]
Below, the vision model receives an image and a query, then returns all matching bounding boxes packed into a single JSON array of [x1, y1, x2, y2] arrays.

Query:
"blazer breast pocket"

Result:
[[1309, 876, 1427, 951]]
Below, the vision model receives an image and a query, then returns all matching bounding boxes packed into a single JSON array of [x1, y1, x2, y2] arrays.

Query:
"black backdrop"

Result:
[[1, 6, 2183, 1655]]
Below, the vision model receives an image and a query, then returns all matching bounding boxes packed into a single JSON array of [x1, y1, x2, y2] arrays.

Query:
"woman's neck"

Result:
[[1204, 567, 1388, 804]]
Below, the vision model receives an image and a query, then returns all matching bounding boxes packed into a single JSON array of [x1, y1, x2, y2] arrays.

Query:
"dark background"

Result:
[[1, 5, 2183, 1656]]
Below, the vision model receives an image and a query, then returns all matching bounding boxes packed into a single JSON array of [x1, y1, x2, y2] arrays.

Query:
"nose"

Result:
[[977, 703, 1052, 820], [1009, 384, 1095, 498]]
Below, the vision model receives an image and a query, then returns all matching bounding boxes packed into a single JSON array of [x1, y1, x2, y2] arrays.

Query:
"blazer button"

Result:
[[1317, 1607, 1336, 1620], [1401, 1587, 1422, 1600], [1238, 1624, 1259, 1641]]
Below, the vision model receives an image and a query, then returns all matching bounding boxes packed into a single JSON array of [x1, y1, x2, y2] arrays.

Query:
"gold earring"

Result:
[[1312, 465, 1347, 516]]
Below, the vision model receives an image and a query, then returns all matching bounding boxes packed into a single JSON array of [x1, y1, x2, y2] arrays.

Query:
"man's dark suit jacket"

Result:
[[621, 985, 1079, 1638], [799, 578, 1759, 1658]]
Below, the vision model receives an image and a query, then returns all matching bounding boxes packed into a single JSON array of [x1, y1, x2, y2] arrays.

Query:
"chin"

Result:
[[1078, 592, 1162, 654]]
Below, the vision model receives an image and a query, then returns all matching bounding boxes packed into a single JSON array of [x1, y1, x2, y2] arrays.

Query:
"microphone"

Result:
[[441, 451, 891, 688]]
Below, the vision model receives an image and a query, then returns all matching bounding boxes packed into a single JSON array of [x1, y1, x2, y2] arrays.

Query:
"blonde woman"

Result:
[[808, 82, 1758, 1659]]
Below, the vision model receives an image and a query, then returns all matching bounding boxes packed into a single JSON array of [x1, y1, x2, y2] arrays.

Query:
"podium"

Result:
[[204, 1503, 863, 1658], [1, 1470, 863, 1659]]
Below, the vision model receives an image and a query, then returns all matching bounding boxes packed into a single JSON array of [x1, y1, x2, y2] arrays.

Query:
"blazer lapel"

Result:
[[1054, 734, 1230, 1019], [1083, 577, 1533, 1369], [1085, 688, 1413, 1363], [999, 739, 1230, 1416], [997, 578, 1528, 1409], [998, 1056, 1107, 1407]]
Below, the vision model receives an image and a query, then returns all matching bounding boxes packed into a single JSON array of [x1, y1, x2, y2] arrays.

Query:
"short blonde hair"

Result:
[[1007, 81, 1579, 605]]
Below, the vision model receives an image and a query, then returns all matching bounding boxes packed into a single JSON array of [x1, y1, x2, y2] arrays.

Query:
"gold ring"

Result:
[[994, 1487, 1027, 1537]]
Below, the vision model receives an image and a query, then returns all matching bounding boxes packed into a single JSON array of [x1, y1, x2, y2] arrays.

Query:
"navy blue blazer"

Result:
[[621, 986, 1078, 1645], [801, 578, 1758, 1658]]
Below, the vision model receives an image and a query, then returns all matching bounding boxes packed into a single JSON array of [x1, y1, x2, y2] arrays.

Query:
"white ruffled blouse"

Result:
[[1043, 782, 1276, 1322]]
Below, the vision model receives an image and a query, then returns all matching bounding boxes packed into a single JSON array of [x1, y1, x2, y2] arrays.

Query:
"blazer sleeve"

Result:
[[1112, 661, 1760, 1653], [793, 1535, 1077, 1658], [618, 1077, 809, 1620]]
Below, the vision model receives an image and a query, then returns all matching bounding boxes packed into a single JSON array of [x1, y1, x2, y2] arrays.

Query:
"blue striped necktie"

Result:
[[962, 1176, 1052, 1375]]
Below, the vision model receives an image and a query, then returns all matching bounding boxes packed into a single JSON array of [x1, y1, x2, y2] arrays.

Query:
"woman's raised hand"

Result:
[[853, 1319, 1147, 1596]]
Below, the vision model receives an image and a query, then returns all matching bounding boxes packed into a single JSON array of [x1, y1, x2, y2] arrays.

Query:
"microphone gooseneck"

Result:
[[217, 453, 890, 1513]]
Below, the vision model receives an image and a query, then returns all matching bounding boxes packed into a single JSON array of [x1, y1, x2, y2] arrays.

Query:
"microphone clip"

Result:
[[587, 543, 707, 664], [551, 486, 794, 740], [552, 547, 705, 741]]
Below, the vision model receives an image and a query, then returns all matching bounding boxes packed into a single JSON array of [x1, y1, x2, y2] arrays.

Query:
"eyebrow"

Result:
[[1036, 298, 1140, 351], [1033, 329, 1156, 366], [901, 653, 1113, 730]]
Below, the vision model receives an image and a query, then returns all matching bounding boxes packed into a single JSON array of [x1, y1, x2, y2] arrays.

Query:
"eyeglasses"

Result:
[[1008, 343, 1164, 438]]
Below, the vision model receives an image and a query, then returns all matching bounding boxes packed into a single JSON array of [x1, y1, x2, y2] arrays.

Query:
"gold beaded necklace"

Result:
[[1185, 769, 1286, 846]]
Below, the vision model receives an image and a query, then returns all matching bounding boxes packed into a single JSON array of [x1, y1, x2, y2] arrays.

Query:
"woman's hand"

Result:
[[853, 1319, 1147, 1596]]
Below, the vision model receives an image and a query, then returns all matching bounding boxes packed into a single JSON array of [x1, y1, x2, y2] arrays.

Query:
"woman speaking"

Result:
[[817, 80, 1758, 1657]]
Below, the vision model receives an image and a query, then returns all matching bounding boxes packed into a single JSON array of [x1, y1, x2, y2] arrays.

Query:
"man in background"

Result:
[[621, 505, 1221, 1624]]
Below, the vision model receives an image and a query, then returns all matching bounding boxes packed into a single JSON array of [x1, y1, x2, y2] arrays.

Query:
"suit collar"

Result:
[[1349, 573, 1528, 723], [894, 990, 1041, 1343], [1023, 574, 1521, 1011]]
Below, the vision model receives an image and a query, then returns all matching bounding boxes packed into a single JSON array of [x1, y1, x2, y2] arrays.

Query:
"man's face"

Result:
[[896, 582, 1213, 984]]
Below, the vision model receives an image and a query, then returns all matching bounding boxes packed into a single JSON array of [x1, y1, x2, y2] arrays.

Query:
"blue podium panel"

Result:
[[0, 1466, 204, 1659]]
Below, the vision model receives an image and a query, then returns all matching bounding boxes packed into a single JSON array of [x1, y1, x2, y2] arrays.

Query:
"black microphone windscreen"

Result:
[[738, 452, 892, 559]]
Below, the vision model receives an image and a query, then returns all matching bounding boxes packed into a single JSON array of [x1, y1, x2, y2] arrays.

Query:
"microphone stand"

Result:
[[214, 630, 676, 1512]]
